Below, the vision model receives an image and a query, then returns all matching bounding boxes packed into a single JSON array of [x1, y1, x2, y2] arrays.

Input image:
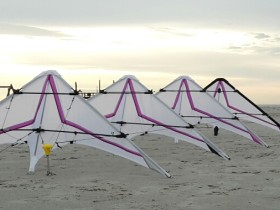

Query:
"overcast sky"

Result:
[[0, 0, 279, 104]]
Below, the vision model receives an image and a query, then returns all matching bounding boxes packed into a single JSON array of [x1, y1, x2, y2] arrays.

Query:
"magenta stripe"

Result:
[[216, 82, 276, 127], [170, 79, 263, 145], [48, 75, 67, 123], [0, 119, 34, 134], [0, 77, 50, 134], [48, 75, 142, 157], [207, 81, 263, 144], [105, 80, 129, 118], [0, 75, 142, 157], [172, 81, 184, 109], [33, 76, 50, 120], [105, 78, 204, 142], [64, 120, 141, 156]]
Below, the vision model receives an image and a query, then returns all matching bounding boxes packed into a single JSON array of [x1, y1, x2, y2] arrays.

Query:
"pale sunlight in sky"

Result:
[[0, 0, 279, 104]]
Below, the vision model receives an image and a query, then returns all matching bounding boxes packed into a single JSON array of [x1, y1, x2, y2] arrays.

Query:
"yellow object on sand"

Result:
[[42, 144, 53, 156]]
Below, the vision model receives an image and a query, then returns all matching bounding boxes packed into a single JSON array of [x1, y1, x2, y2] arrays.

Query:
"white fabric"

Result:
[[205, 78, 280, 134], [156, 76, 267, 147], [0, 70, 170, 177], [89, 75, 229, 160]]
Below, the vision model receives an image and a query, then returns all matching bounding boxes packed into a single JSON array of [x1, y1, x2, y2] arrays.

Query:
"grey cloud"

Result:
[[228, 46, 242, 50], [0, 24, 71, 38], [271, 37, 280, 42], [252, 46, 280, 56], [228, 45, 280, 56], [227, 35, 280, 56], [254, 33, 270, 39]]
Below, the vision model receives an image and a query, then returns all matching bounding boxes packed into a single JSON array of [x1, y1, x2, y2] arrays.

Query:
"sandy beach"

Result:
[[0, 105, 280, 210]]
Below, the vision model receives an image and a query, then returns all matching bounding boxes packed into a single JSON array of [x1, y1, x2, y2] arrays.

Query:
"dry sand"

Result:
[[0, 105, 280, 210]]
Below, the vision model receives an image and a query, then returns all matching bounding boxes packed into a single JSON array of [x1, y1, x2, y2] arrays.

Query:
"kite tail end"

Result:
[[207, 143, 230, 160], [148, 163, 172, 178], [251, 133, 268, 147]]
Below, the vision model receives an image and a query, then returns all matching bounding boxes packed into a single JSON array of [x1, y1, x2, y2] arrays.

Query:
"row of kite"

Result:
[[0, 70, 279, 177]]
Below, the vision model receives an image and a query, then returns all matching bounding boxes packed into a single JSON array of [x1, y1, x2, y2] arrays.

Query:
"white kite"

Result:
[[88, 75, 229, 160], [203, 78, 280, 134], [156, 76, 268, 147], [0, 70, 170, 177]]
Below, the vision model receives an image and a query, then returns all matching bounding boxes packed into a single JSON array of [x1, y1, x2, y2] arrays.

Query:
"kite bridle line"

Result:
[[0, 131, 34, 153], [1, 94, 14, 130], [0, 130, 128, 154], [0, 128, 116, 153], [52, 94, 77, 147]]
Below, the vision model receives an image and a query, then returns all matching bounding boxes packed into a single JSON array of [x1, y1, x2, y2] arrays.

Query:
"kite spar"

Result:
[[0, 70, 170, 177], [88, 75, 229, 160], [204, 78, 280, 134], [156, 76, 268, 147]]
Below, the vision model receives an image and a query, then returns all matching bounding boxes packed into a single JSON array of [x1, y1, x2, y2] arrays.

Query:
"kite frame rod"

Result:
[[100, 90, 153, 94], [0, 128, 126, 138], [159, 89, 204, 92], [232, 113, 267, 116], [111, 121, 194, 128], [13, 91, 79, 95], [159, 89, 236, 93], [180, 115, 237, 120]]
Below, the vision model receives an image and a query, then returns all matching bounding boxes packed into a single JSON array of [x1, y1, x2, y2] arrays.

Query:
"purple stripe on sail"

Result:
[[185, 79, 248, 132], [208, 81, 263, 144], [172, 79, 240, 132], [48, 75, 142, 157], [65, 120, 142, 156], [33, 75, 49, 120], [0, 76, 50, 134], [0, 120, 34, 134], [0, 74, 142, 157], [213, 81, 222, 99], [172, 81, 184, 110], [215, 81, 276, 127], [106, 78, 204, 143], [105, 80, 129, 118], [48, 75, 66, 123], [170, 79, 263, 145]]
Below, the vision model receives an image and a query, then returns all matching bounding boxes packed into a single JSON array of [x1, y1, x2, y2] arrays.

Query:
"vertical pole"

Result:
[[43, 144, 55, 176], [46, 155, 51, 176]]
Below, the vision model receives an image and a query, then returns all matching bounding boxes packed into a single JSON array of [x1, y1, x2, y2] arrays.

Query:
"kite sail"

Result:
[[156, 76, 268, 147], [88, 75, 229, 160], [203, 78, 280, 134], [0, 70, 170, 177]]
